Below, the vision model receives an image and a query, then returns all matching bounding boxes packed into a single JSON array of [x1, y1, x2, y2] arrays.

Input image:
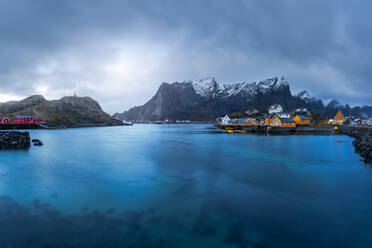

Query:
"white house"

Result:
[[221, 115, 231, 125]]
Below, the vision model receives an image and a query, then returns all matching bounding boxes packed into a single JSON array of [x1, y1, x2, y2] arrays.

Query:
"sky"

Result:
[[0, 0, 371, 114]]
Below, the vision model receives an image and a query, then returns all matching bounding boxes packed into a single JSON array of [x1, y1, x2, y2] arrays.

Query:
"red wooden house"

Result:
[[0, 117, 10, 124], [14, 116, 46, 125]]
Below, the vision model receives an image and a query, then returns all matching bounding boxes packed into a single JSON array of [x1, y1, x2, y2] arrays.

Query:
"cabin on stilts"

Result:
[[328, 110, 346, 126]]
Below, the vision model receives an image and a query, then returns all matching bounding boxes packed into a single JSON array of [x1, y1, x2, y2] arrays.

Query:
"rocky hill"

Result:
[[114, 77, 372, 121], [0, 95, 47, 113], [0, 95, 123, 127]]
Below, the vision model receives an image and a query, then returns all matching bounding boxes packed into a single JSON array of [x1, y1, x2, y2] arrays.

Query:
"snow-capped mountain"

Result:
[[294, 90, 324, 113], [190, 77, 219, 98], [113, 77, 371, 121], [188, 77, 289, 99], [295, 90, 316, 103], [115, 77, 309, 121]]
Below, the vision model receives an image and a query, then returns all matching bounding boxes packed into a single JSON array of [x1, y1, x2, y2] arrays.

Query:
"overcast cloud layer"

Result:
[[0, 0, 371, 113]]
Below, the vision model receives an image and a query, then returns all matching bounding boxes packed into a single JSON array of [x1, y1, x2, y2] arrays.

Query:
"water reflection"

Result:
[[0, 125, 372, 247]]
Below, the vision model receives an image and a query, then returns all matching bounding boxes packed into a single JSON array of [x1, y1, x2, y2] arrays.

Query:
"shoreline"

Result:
[[0, 123, 127, 130], [339, 126, 372, 164], [216, 124, 336, 135]]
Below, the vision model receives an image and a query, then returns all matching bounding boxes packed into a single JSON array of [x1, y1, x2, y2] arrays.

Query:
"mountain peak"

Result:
[[295, 90, 316, 102], [254, 77, 289, 90], [327, 99, 341, 108], [190, 77, 218, 97]]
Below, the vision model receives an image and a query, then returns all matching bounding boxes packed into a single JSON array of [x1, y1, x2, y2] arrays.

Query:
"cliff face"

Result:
[[0, 96, 123, 127], [114, 77, 322, 121]]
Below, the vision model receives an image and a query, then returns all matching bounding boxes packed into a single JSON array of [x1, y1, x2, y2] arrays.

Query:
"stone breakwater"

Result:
[[0, 131, 31, 149], [341, 127, 372, 164]]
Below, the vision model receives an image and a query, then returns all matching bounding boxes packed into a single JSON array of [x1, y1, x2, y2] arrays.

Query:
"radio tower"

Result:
[[73, 84, 77, 97]]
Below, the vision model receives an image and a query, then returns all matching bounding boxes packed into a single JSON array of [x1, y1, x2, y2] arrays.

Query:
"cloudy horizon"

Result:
[[1, 0, 371, 114]]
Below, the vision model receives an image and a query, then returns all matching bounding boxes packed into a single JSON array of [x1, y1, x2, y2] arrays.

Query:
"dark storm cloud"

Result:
[[0, 0, 371, 112]]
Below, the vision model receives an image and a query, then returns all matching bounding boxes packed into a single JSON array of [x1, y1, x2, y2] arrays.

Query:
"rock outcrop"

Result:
[[0, 131, 31, 149]]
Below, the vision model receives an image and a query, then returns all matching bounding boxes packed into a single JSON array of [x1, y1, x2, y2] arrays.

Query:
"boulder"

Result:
[[32, 139, 43, 146]]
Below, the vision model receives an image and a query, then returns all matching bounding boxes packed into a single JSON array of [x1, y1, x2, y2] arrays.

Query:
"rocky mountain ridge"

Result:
[[114, 77, 372, 121], [0, 95, 123, 127]]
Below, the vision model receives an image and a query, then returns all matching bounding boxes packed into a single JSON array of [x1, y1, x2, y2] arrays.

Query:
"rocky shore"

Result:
[[0, 131, 31, 149], [341, 127, 372, 164]]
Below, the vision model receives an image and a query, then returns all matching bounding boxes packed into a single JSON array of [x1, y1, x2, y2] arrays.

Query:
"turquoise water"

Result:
[[1, 124, 372, 247]]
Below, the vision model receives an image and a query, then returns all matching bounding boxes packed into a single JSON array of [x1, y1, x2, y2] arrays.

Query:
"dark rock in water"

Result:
[[32, 139, 43, 146], [0, 131, 31, 149]]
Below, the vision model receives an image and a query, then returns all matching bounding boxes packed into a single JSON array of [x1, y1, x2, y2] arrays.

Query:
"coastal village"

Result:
[[0, 116, 46, 129], [216, 104, 372, 134]]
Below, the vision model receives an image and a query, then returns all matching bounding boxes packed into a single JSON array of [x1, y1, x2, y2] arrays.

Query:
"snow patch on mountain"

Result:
[[189, 76, 289, 98], [295, 90, 316, 102], [221, 82, 255, 98], [254, 77, 289, 91], [190, 77, 218, 98]]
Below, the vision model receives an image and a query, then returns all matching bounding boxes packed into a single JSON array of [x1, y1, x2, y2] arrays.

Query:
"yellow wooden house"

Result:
[[328, 110, 345, 125], [266, 115, 296, 128], [276, 117, 296, 128], [244, 118, 260, 126], [293, 115, 311, 126], [264, 113, 279, 126]]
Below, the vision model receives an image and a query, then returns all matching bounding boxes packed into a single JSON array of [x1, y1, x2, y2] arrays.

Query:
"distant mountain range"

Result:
[[114, 77, 372, 121], [0, 95, 123, 127]]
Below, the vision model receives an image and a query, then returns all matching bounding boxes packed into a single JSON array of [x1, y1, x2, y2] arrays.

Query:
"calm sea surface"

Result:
[[1, 124, 372, 247]]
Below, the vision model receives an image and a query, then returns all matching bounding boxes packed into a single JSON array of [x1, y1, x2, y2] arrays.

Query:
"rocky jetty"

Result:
[[0, 131, 31, 149], [341, 127, 372, 164]]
